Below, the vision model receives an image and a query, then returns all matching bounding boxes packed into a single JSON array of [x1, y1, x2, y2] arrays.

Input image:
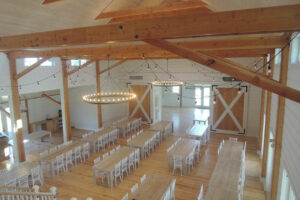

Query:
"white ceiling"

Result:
[[0, 0, 299, 37]]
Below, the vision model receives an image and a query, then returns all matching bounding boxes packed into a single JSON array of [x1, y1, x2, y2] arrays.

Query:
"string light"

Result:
[[254, 64, 257, 70], [238, 87, 241, 94], [147, 63, 150, 70], [267, 63, 272, 74], [177, 96, 180, 102], [82, 92, 136, 104], [213, 97, 216, 104], [37, 81, 40, 85], [152, 80, 184, 86]]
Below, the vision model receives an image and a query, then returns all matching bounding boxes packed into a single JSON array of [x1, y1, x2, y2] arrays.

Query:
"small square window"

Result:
[[24, 58, 54, 67], [172, 86, 180, 94]]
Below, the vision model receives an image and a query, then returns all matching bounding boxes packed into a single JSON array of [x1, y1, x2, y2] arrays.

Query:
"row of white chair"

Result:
[[40, 141, 73, 158], [94, 129, 118, 153], [126, 130, 143, 144]]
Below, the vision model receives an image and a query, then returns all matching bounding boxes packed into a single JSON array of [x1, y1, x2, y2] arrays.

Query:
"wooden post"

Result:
[[24, 99, 31, 134], [179, 85, 183, 108], [258, 56, 268, 152], [95, 60, 103, 128], [60, 59, 72, 142], [261, 50, 275, 178], [271, 40, 290, 200], [7, 55, 26, 162]]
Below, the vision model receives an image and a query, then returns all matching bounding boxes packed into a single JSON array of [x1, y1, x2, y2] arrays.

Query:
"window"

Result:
[[24, 58, 54, 67], [195, 88, 202, 106], [280, 169, 296, 200], [70, 59, 87, 67], [0, 113, 3, 134], [195, 86, 211, 107], [5, 108, 11, 133], [172, 86, 180, 94]]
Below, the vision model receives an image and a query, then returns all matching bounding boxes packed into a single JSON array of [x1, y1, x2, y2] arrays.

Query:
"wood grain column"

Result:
[[95, 60, 103, 128], [8, 55, 26, 162], [61, 59, 71, 142], [24, 99, 31, 134], [271, 41, 290, 200], [261, 51, 275, 178], [258, 56, 268, 152]]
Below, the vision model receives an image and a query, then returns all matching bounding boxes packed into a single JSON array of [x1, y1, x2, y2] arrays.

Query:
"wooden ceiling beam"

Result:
[[0, 5, 299, 50], [96, 0, 208, 20], [67, 59, 96, 76], [41, 94, 61, 107], [99, 59, 128, 74], [144, 39, 300, 103], [9, 36, 284, 59], [15, 57, 51, 80], [42, 0, 64, 5]]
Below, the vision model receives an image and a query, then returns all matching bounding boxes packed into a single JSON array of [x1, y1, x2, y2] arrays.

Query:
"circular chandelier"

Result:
[[83, 92, 136, 104], [82, 54, 136, 104], [151, 80, 184, 86]]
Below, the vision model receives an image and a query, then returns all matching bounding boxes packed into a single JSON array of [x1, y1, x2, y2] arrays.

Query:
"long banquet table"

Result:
[[93, 146, 137, 188], [187, 124, 209, 145], [127, 130, 160, 159], [114, 118, 138, 138], [148, 120, 173, 141], [167, 138, 200, 174], [130, 174, 175, 200]]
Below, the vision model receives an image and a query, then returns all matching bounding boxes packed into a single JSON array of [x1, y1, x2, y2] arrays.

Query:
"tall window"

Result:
[[70, 59, 87, 67], [24, 58, 54, 67], [5, 108, 11, 133], [172, 86, 180, 94], [280, 169, 296, 200], [195, 86, 211, 108], [0, 113, 3, 134]]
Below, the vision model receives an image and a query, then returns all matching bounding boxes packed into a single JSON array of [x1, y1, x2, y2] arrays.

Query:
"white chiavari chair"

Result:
[[55, 154, 66, 176], [121, 193, 128, 200], [131, 183, 138, 195], [110, 149, 115, 155], [82, 142, 90, 161], [186, 151, 194, 173], [96, 136, 104, 152], [116, 145, 121, 151], [173, 156, 183, 176], [113, 129, 119, 143], [125, 124, 131, 136], [109, 131, 115, 146], [65, 149, 74, 170], [103, 134, 109, 148], [94, 157, 101, 164], [74, 146, 82, 165], [121, 157, 129, 178], [134, 148, 140, 169], [194, 143, 201, 162], [143, 141, 150, 158], [132, 134, 136, 139], [140, 174, 146, 184], [127, 138, 131, 144], [30, 165, 44, 186], [128, 152, 135, 172], [149, 138, 155, 153], [113, 162, 122, 185], [102, 152, 109, 160]]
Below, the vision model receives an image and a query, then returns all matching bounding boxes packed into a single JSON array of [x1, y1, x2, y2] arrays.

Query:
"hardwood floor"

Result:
[[39, 131, 266, 200]]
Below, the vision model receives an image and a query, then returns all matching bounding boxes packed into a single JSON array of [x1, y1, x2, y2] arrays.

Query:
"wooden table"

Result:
[[115, 118, 137, 138], [204, 187, 240, 200], [93, 146, 136, 188], [188, 124, 209, 144], [83, 127, 117, 153], [148, 121, 173, 141], [24, 130, 51, 142], [127, 130, 159, 159], [0, 161, 39, 186], [130, 174, 175, 200], [39, 141, 83, 177], [167, 139, 200, 175]]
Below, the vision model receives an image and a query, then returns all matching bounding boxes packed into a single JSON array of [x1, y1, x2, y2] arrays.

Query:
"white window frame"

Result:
[[70, 59, 88, 67], [195, 85, 211, 108], [172, 86, 180, 94]]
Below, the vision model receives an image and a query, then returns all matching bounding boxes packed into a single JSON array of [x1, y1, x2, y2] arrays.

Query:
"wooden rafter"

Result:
[[16, 57, 50, 79], [0, 5, 299, 50], [41, 94, 61, 107], [99, 59, 128, 74], [42, 0, 64, 5], [8, 36, 285, 59], [144, 39, 300, 103], [96, 0, 208, 20], [67, 59, 96, 76]]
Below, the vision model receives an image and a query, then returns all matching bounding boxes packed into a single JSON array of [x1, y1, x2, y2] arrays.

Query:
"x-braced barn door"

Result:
[[129, 84, 152, 123], [211, 86, 248, 134]]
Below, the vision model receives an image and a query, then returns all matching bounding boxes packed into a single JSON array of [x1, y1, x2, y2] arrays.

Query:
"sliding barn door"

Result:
[[211, 87, 248, 134], [129, 84, 152, 123]]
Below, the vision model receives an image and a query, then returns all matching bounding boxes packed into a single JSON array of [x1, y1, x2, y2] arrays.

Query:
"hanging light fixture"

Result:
[[82, 54, 136, 104], [151, 58, 184, 87]]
